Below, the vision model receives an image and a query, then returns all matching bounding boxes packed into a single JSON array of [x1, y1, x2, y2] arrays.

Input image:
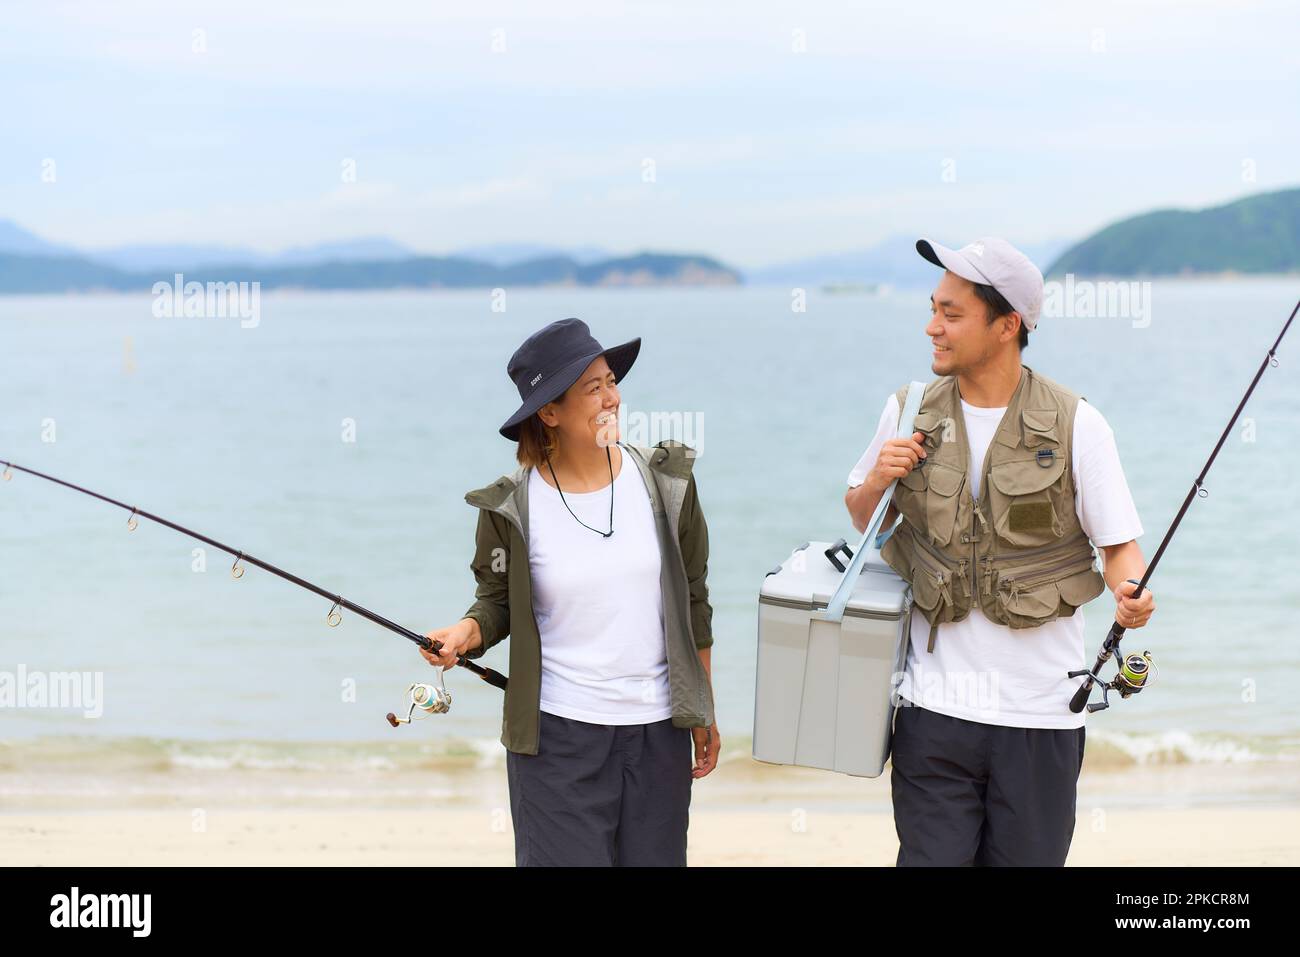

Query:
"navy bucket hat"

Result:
[[499, 318, 641, 441]]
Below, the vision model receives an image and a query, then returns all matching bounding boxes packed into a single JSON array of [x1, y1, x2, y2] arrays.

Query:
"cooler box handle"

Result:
[[820, 380, 927, 622]]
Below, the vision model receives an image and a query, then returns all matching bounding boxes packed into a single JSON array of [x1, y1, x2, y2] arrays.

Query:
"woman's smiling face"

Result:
[[538, 355, 621, 449]]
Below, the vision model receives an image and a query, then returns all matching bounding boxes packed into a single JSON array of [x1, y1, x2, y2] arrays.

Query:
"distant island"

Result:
[[8, 184, 1300, 293], [1047, 187, 1300, 278], [0, 250, 740, 294], [0, 225, 741, 294]]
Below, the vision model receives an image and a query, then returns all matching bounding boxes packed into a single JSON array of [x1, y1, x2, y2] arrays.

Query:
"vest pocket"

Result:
[[1021, 408, 1059, 447], [893, 456, 929, 535], [1057, 566, 1107, 610], [995, 578, 1060, 628], [911, 409, 947, 441], [990, 559, 1105, 629], [908, 543, 956, 621], [923, 462, 964, 547], [906, 409, 949, 479], [987, 452, 1067, 547], [898, 464, 927, 491]]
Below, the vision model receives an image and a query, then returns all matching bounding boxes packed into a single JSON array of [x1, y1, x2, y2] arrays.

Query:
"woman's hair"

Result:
[[516, 411, 560, 468]]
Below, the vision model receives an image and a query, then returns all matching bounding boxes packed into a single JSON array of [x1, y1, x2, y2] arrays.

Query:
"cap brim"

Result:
[[499, 336, 642, 441], [916, 238, 990, 286]]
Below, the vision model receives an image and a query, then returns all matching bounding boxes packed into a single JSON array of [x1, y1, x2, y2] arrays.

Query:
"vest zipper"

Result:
[[910, 525, 960, 574], [910, 535, 947, 578], [906, 526, 960, 653], [908, 534, 957, 600], [997, 554, 1098, 595], [990, 532, 1092, 563], [903, 521, 975, 600], [988, 534, 1097, 598]]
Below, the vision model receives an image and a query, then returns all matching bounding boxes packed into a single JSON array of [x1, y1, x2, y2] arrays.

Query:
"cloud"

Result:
[[416, 177, 542, 208], [322, 182, 398, 208], [3, 0, 1296, 264]]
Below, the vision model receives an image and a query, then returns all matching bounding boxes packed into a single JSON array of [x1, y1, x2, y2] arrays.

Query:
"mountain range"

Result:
[[746, 235, 1072, 288], [0, 223, 736, 293], [0, 224, 615, 273], [4, 185, 1298, 293], [1046, 188, 1300, 277]]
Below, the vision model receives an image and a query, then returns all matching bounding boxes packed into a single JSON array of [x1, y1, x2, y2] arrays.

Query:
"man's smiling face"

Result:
[[926, 270, 1011, 376]]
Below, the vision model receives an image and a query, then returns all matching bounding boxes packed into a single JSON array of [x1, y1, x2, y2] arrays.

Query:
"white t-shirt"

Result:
[[846, 392, 1144, 729], [527, 446, 672, 725]]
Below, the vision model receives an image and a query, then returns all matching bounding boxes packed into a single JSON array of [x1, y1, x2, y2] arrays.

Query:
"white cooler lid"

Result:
[[760, 541, 909, 617]]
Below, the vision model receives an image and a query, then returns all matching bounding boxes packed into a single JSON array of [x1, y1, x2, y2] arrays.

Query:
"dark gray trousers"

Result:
[[890, 704, 1086, 866], [506, 710, 693, 867]]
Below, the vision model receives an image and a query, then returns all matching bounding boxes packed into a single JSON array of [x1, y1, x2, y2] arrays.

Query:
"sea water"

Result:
[[1, 281, 1298, 779]]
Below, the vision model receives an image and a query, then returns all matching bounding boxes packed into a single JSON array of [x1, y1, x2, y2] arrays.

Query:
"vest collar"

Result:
[[986, 364, 1032, 450]]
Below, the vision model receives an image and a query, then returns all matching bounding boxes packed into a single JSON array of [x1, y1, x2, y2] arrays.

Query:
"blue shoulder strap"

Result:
[[820, 380, 927, 623]]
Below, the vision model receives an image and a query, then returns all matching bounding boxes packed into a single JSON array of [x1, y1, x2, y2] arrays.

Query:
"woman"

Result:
[[420, 317, 719, 867]]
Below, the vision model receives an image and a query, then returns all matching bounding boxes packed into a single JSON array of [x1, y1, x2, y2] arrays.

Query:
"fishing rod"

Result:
[[0, 461, 509, 721], [1069, 296, 1300, 713]]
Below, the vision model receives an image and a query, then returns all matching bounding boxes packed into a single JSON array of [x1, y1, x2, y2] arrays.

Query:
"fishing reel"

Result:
[[1069, 649, 1156, 713], [385, 670, 452, 727]]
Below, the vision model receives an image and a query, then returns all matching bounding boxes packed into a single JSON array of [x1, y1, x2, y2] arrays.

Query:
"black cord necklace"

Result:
[[543, 444, 615, 538]]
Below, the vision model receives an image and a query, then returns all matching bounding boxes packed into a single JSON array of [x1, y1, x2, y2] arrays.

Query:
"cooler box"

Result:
[[754, 539, 913, 778], [753, 378, 926, 779]]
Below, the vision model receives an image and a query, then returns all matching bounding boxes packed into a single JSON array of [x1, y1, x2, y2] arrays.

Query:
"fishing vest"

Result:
[[880, 365, 1107, 652]]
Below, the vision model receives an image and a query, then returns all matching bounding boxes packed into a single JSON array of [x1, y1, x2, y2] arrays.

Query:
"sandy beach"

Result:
[[4, 745, 1297, 866], [6, 805, 1299, 867]]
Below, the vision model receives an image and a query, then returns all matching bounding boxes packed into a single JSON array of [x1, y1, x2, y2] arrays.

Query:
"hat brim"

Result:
[[916, 238, 990, 287], [498, 336, 641, 441]]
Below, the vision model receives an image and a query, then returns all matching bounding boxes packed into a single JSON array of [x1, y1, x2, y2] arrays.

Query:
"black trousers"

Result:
[[890, 704, 1086, 866], [506, 710, 693, 867]]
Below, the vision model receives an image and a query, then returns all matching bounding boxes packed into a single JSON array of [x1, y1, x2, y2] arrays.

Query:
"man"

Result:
[[844, 237, 1155, 867]]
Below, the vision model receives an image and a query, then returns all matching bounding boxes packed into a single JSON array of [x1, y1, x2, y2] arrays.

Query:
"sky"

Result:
[[1, 0, 1297, 269]]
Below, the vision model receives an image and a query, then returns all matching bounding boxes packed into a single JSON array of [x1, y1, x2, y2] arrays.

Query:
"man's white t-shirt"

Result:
[[528, 447, 673, 725], [846, 391, 1143, 729]]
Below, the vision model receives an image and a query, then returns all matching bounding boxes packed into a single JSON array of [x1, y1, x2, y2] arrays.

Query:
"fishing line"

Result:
[[1069, 296, 1299, 713], [0, 461, 508, 709]]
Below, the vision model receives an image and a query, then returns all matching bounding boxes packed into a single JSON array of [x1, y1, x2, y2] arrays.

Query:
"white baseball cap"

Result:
[[916, 237, 1044, 332]]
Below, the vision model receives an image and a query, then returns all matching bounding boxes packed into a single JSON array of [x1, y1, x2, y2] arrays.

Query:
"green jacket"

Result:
[[460, 440, 715, 755]]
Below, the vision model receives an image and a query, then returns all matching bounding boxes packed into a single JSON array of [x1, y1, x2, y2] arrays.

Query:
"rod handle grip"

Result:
[[1070, 621, 1126, 713], [1068, 681, 1092, 714]]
